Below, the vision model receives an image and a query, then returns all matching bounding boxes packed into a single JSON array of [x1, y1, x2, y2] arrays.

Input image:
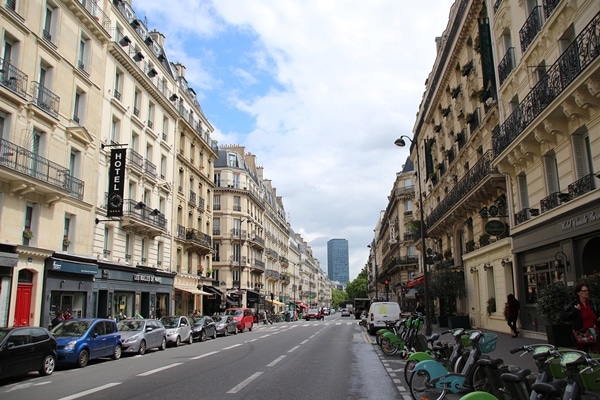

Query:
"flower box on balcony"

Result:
[[63, 237, 71, 246], [23, 228, 33, 239]]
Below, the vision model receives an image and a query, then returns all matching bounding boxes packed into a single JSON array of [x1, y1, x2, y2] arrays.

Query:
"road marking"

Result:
[[300, 339, 309, 344], [57, 382, 122, 400], [266, 355, 286, 367], [223, 343, 243, 350], [136, 363, 183, 376], [260, 334, 271, 338], [227, 372, 263, 393], [288, 345, 300, 353], [191, 351, 219, 360]]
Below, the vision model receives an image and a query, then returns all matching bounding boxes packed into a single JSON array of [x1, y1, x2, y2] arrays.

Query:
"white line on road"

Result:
[[136, 363, 183, 376], [260, 334, 271, 338], [57, 382, 122, 400], [288, 345, 300, 353], [191, 351, 219, 360], [266, 355, 286, 367], [300, 339, 309, 344], [227, 372, 264, 393], [222, 343, 243, 350]]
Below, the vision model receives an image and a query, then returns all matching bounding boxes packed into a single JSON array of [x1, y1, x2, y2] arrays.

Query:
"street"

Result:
[[0, 315, 403, 400]]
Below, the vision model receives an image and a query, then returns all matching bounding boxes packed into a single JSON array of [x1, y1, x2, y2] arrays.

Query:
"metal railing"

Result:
[[497, 47, 515, 86], [0, 138, 84, 199], [519, 6, 542, 54], [32, 82, 60, 119], [0, 58, 28, 98]]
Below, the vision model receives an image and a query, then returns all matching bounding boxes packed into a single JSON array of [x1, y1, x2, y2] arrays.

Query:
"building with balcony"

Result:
[[489, 0, 599, 336]]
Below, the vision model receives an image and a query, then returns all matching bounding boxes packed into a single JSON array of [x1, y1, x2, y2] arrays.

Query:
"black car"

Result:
[[0, 326, 57, 379], [191, 316, 217, 342], [212, 315, 238, 336]]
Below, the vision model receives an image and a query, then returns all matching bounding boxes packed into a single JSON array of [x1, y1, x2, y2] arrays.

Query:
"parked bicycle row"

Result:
[[364, 313, 600, 400]]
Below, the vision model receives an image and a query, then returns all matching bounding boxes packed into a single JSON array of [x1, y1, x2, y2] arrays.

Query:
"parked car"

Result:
[[224, 308, 254, 332], [0, 326, 57, 379], [159, 316, 193, 346], [51, 319, 121, 368], [304, 309, 322, 321], [341, 308, 351, 317], [117, 319, 167, 355], [191, 316, 217, 342], [212, 315, 238, 336]]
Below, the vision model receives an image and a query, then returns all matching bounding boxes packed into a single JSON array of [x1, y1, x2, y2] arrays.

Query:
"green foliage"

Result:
[[346, 275, 368, 299], [487, 297, 496, 315], [331, 289, 347, 309], [428, 268, 466, 300], [535, 281, 571, 325]]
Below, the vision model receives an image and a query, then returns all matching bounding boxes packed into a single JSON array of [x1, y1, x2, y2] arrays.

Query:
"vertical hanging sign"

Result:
[[107, 148, 126, 217]]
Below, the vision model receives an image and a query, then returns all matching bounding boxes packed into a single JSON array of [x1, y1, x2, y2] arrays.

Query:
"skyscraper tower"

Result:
[[327, 239, 349, 283]]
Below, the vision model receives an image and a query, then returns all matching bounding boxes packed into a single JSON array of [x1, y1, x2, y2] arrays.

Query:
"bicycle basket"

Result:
[[581, 353, 600, 391], [477, 333, 498, 354], [548, 358, 566, 379], [460, 334, 472, 348]]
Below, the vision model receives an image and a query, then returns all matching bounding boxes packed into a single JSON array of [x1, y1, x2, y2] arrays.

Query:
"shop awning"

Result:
[[405, 288, 418, 299], [266, 299, 285, 306], [176, 287, 212, 296], [295, 302, 309, 309], [203, 286, 223, 296], [407, 276, 425, 288]]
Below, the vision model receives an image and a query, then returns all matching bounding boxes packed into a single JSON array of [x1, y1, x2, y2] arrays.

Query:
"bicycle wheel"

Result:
[[469, 365, 489, 392], [376, 332, 385, 346], [381, 338, 399, 356], [409, 369, 446, 400], [404, 359, 419, 384]]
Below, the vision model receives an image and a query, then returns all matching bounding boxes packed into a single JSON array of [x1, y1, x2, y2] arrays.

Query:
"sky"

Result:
[[132, 0, 456, 281]]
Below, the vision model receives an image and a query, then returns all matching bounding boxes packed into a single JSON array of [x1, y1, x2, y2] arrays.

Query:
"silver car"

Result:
[[117, 319, 167, 355], [159, 316, 193, 346]]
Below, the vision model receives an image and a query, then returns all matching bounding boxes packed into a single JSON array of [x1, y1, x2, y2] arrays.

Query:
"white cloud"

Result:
[[133, 0, 455, 281]]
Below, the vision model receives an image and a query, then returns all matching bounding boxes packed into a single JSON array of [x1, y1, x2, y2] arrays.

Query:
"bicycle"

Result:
[[380, 315, 424, 356], [409, 330, 496, 400]]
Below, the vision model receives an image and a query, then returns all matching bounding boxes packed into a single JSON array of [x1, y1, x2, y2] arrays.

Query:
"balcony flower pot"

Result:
[[23, 229, 33, 240], [63, 237, 71, 246]]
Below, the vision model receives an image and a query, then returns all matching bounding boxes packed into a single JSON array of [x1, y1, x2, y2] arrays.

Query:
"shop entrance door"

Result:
[[14, 283, 32, 326]]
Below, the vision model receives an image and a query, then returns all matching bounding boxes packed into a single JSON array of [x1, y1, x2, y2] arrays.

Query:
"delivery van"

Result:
[[367, 302, 401, 335]]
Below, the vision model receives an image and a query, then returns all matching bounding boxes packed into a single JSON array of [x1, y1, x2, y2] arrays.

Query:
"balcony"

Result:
[[493, 12, 600, 156], [183, 228, 212, 253], [127, 148, 144, 171], [119, 199, 167, 237], [230, 228, 248, 240], [249, 234, 265, 249], [543, 0, 562, 20], [540, 191, 570, 213], [143, 159, 157, 178], [265, 248, 279, 260], [497, 47, 515, 86], [252, 258, 265, 271], [0, 137, 84, 201], [426, 150, 504, 235], [519, 6, 542, 54], [32, 82, 60, 119], [0, 58, 28, 98], [188, 190, 197, 206]]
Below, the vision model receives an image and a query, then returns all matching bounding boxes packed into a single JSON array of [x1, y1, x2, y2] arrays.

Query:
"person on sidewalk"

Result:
[[563, 283, 600, 352], [506, 294, 520, 338]]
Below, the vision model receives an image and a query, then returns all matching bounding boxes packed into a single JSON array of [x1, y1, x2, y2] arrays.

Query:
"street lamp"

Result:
[[395, 135, 432, 336], [367, 243, 378, 300]]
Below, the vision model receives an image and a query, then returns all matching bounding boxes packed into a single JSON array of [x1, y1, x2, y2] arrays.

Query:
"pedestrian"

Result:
[[51, 310, 64, 327], [563, 283, 600, 352], [505, 294, 520, 338], [415, 302, 425, 317]]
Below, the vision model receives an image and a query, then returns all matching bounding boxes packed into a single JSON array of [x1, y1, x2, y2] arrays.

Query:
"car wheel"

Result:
[[159, 337, 167, 351], [138, 340, 147, 355], [175, 336, 181, 347], [77, 349, 89, 368], [188, 333, 194, 345], [39, 354, 56, 376], [112, 344, 122, 360], [234, 327, 238, 335], [212, 329, 217, 340], [200, 331, 207, 342], [249, 323, 253, 332]]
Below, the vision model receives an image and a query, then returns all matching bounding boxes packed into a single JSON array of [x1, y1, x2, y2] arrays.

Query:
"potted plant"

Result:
[[479, 234, 490, 246], [205, 267, 212, 277], [535, 281, 573, 346], [23, 228, 33, 239], [465, 240, 475, 252], [63, 236, 71, 246], [486, 297, 496, 315]]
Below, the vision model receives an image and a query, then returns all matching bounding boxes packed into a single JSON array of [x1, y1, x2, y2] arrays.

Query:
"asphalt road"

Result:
[[0, 315, 403, 400]]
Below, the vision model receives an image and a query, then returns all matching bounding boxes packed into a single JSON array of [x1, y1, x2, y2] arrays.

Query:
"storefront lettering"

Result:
[[561, 209, 600, 231], [133, 274, 162, 283]]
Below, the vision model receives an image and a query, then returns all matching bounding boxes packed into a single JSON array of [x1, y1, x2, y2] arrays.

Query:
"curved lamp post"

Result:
[[395, 135, 432, 336]]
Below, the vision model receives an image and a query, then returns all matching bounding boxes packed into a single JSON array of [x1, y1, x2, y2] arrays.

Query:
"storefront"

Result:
[[202, 285, 225, 315], [42, 254, 98, 328], [95, 261, 175, 321], [0, 248, 18, 327], [514, 201, 600, 334]]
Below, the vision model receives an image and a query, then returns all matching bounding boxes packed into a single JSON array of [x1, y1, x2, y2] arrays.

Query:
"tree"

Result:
[[346, 267, 368, 299], [331, 289, 347, 309]]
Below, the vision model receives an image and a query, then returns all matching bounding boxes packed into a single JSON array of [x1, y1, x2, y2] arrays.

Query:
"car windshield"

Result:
[[51, 320, 92, 336], [308, 309, 318, 313], [160, 317, 180, 328], [225, 310, 242, 316], [0, 329, 10, 342], [192, 317, 206, 325], [118, 320, 144, 332], [211, 316, 223, 322]]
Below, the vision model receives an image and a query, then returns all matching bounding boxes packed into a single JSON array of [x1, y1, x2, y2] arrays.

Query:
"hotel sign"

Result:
[[133, 274, 162, 284], [560, 209, 600, 231], [107, 148, 126, 217]]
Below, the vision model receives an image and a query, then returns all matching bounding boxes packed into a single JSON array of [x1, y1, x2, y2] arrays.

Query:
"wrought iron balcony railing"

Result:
[[32, 82, 60, 119], [543, 0, 562, 20], [0, 138, 84, 199], [0, 58, 28, 98], [568, 174, 597, 200], [122, 198, 167, 230], [497, 47, 515, 86], [493, 0, 503, 13], [519, 6, 542, 54], [184, 228, 212, 248], [128, 148, 144, 170], [540, 191, 570, 213], [493, 12, 600, 156], [426, 150, 495, 229], [144, 159, 157, 177], [188, 190, 196, 206]]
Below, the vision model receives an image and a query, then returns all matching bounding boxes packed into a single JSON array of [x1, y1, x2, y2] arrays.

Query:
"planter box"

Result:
[[449, 316, 471, 329]]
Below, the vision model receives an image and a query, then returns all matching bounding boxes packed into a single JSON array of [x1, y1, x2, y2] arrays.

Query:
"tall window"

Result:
[[23, 204, 34, 245], [517, 174, 529, 210], [543, 152, 559, 194], [125, 234, 132, 261], [103, 227, 110, 258], [157, 241, 163, 267], [110, 117, 120, 144], [213, 195, 221, 210], [63, 214, 72, 251], [78, 35, 90, 71], [43, 4, 55, 42], [573, 130, 593, 179], [73, 89, 86, 124], [233, 196, 241, 212]]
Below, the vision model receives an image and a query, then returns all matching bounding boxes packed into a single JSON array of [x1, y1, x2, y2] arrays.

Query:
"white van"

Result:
[[367, 302, 401, 335]]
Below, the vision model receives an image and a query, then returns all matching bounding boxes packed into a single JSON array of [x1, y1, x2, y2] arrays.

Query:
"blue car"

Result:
[[51, 319, 121, 368]]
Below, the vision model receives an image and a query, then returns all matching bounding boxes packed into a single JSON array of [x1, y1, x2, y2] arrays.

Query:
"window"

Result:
[[63, 214, 72, 251], [147, 102, 154, 129], [73, 89, 86, 124], [114, 69, 123, 100], [103, 226, 110, 258], [543, 151, 559, 195], [233, 174, 240, 188], [213, 195, 221, 210], [133, 89, 141, 117], [233, 196, 241, 212], [213, 218, 220, 235], [517, 174, 529, 209], [125, 234, 132, 261], [214, 172, 221, 187], [24, 204, 35, 245], [573, 130, 593, 179], [228, 153, 237, 167], [43, 4, 56, 43], [78, 34, 90, 72], [110, 117, 120, 144], [157, 241, 163, 267], [213, 242, 220, 262]]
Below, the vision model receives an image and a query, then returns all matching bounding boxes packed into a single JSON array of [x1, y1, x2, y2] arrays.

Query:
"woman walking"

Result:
[[506, 294, 520, 338]]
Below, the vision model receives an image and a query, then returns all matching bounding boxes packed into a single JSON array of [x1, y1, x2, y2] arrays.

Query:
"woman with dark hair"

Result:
[[506, 294, 520, 337], [563, 282, 600, 351]]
